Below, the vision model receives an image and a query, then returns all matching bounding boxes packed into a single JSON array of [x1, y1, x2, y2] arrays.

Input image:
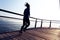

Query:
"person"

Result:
[[19, 3, 30, 33]]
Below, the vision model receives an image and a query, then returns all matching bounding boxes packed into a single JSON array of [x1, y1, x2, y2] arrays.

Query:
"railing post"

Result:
[[35, 19, 37, 28], [40, 20, 43, 28], [49, 20, 51, 28]]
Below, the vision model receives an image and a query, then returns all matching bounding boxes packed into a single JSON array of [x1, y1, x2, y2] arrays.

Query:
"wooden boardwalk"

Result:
[[0, 28, 60, 40]]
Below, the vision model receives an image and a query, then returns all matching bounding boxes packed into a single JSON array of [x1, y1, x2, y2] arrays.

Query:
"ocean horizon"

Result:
[[0, 17, 60, 33]]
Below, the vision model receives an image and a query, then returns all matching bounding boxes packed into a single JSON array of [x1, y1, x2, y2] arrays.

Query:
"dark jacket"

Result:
[[24, 8, 30, 19]]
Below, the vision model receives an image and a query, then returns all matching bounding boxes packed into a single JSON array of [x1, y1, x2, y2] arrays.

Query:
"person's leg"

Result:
[[24, 19, 30, 31], [20, 19, 26, 33]]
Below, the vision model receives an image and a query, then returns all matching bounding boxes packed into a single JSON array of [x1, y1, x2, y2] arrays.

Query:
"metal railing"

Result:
[[0, 9, 60, 29]]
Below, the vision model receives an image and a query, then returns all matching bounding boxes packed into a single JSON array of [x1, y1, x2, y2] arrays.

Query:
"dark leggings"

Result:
[[21, 18, 30, 31]]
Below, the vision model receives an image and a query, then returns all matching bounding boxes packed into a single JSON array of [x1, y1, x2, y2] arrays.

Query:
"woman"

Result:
[[20, 3, 30, 33]]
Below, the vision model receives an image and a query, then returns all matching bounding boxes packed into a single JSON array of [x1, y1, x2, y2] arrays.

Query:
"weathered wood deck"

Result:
[[0, 28, 60, 40]]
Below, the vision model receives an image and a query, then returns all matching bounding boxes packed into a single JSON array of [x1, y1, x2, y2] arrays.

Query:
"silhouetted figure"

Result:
[[20, 3, 30, 33]]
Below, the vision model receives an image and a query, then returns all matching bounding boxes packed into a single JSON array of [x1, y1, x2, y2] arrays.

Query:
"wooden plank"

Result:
[[0, 28, 60, 40]]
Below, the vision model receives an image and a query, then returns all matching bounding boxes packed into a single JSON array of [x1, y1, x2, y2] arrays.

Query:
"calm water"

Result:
[[0, 17, 36, 33], [0, 17, 60, 33]]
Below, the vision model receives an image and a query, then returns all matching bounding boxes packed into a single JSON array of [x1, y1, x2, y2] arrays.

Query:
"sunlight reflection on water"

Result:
[[0, 17, 60, 33]]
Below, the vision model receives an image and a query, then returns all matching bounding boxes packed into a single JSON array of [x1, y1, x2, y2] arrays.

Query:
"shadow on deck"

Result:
[[0, 28, 60, 40]]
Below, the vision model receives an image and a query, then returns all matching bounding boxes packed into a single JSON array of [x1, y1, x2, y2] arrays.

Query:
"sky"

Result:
[[0, 0, 60, 20], [0, 0, 60, 28]]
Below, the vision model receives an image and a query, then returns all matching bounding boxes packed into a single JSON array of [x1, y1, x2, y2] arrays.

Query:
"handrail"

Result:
[[0, 9, 37, 19], [1, 9, 60, 21], [0, 9, 42, 28], [0, 16, 35, 22], [0, 9, 60, 28]]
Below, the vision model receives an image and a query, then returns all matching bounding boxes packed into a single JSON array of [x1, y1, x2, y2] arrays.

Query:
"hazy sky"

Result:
[[0, 0, 60, 20]]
